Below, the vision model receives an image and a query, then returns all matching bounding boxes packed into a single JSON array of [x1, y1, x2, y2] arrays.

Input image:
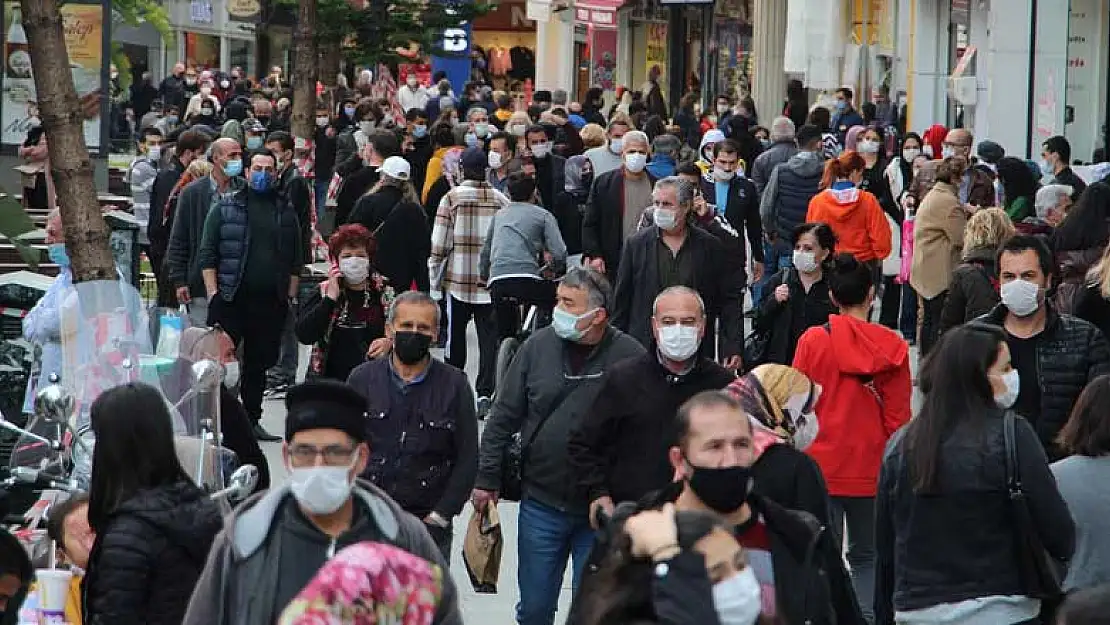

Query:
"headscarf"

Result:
[[725, 364, 818, 455], [220, 119, 244, 147], [921, 124, 948, 159], [278, 542, 443, 625], [564, 155, 592, 197], [441, 147, 465, 188], [844, 125, 867, 153]]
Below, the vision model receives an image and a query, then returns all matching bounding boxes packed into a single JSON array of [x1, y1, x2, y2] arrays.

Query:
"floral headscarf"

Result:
[[441, 147, 465, 188], [278, 542, 443, 625], [726, 364, 817, 456]]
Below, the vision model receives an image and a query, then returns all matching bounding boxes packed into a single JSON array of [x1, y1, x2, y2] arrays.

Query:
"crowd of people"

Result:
[[8, 58, 1110, 625]]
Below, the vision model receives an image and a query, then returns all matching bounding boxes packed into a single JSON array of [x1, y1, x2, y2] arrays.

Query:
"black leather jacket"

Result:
[[875, 413, 1074, 622]]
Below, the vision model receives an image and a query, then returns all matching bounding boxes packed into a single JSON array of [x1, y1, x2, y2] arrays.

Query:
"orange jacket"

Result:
[[806, 186, 892, 262]]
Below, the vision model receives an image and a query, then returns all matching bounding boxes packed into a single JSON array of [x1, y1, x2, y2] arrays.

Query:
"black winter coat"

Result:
[[582, 168, 657, 277], [348, 186, 431, 292], [1073, 283, 1110, 344], [83, 480, 223, 625], [335, 164, 380, 227], [697, 174, 764, 271], [939, 247, 999, 334], [975, 304, 1110, 456], [754, 268, 836, 365], [875, 412, 1075, 623]]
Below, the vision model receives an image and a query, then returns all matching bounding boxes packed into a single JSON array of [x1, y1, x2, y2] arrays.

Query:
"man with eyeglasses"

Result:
[[184, 379, 462, 625], [907, 128, 996, 209], [346, 291, 479, 560], [472, 267, 644, 625]]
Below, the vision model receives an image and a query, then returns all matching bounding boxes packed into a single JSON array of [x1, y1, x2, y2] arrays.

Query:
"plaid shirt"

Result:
[[429, 180, 509, 304]]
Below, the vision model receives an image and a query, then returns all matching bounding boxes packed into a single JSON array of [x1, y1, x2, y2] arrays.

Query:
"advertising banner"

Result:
[[2, 1, 104, 149]]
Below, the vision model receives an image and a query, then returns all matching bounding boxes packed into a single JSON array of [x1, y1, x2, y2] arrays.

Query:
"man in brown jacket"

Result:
[[906, 128, 996, 209]]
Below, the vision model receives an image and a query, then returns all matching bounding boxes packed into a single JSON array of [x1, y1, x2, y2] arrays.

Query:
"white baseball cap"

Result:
[[381, 156, 411, 181]]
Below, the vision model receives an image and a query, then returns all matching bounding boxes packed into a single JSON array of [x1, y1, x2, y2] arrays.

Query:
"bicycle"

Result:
[[495, 298, 541, 392]]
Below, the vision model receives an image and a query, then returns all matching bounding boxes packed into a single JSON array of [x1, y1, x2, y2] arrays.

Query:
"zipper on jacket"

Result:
[[801, 523, 825, 625], [327, 537, 337, 558]]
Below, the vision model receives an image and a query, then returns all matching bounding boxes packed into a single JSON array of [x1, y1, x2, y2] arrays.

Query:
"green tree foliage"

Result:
[[279, 0, 490, 67], [109, 0, 171, 39]]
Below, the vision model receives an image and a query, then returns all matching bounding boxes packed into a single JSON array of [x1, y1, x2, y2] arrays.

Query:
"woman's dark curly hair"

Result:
[[328, 223, 376, 264]]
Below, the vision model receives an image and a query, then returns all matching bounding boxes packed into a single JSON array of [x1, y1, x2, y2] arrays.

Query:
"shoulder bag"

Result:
[[1002, 410, 1064, 601], [742, 268, 792, 371], [500, 381, 577, 502]]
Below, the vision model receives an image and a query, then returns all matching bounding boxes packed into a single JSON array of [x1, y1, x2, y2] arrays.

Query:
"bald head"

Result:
[[211, 137, 239, 159], [945, 129, 974, 158]]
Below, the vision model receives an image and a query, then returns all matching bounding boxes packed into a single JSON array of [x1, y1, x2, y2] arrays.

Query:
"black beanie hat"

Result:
[[284, 379, 367, 443]]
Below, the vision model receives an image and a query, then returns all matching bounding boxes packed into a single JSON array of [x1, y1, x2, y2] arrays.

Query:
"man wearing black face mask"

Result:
[[347, 291, 479, 561], [648, 390, 865, 625]]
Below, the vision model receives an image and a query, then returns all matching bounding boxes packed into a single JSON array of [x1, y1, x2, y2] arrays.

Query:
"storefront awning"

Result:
[[574, 0, 623, 29]]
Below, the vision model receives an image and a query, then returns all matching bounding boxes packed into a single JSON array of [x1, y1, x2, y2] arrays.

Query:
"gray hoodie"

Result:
[[479, 201, 567, 283], [182, 480, 462, 625]]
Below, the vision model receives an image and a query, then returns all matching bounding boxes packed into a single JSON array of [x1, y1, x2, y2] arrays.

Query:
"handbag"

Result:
[[1002, 411, 1064, 601], [742, 268, 791, 371], [500, 382, 577, 502]]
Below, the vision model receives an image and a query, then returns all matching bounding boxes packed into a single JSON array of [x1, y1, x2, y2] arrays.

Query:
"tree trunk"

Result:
[[319, 41, 342, 113], [22, 0, 115, 282], [291, 0, 318, 142]]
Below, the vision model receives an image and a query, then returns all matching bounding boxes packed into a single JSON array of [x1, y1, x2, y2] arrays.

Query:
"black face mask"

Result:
[[684, 458, 753, 514], [393, 331, 432, 365]]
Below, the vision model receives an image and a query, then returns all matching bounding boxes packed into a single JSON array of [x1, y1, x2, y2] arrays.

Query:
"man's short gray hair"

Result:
[[560, 267, 611, 311], [770, 116, 796, 142], [652, 134, 680, 158], [655, 176, 696, 208], [1035, 184, 1074, 218], [652, 285, 706, 317], [552, 89, 568, 106], [387, 290, 441, 326], [622, 130, 649, 149], [467, 107, 488, 121]]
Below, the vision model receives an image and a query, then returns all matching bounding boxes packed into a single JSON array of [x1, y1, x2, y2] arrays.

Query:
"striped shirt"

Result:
[[429, 180, 510, 304]]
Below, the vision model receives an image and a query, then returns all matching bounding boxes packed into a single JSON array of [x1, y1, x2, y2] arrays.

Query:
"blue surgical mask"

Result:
[[47, 243, 69, 267], [166, 115, 179, 125], [412, 124, 428, 139], [343, 106, 356, 118], [246, 136, 263, 150], [552, 306, 597, 342], [465, 133, 478, 148], [836, 101, 848, 112], [249, 171, 273, 191], [223, 158, 243, 177]]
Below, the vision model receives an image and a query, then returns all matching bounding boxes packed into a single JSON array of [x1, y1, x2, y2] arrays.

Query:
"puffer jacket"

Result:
[[83, 480, 223, 625], [939, 246, 999, 333], [975, 304, 1110, 456], [761, 150, 825, 243], [875, 411, 1074, 622], [750, 140, 798, 195]]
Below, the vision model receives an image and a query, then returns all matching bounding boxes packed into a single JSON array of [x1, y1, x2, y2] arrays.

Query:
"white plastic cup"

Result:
[[34, 568, 71, 616]]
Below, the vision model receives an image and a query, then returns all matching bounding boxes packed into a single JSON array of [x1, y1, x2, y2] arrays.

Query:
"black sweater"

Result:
[[348, 186, 432, 292]]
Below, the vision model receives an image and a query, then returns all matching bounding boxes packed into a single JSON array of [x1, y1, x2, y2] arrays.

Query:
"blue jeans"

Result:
[[752, 240, 793, 308], [900, 282, 918, 341], [314, 179, 329, 222], [516, 498, 595, 625]]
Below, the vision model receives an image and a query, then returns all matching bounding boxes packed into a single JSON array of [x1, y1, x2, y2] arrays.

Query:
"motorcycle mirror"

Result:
[[191, 359, 223, 393], [33, 377, 74, 423]]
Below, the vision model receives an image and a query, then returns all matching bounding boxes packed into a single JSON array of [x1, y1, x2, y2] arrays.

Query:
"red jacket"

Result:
[[792, 314, 911, 497]]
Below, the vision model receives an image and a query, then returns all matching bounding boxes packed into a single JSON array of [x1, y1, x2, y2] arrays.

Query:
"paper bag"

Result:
[[462, 505, 503, 593]]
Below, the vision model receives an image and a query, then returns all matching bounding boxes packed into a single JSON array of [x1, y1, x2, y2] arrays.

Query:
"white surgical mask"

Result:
[[713, 567, 763, 625], [654, 208, 678, 230], [792, 249, 819, 273], [624, 152, 647, 173], [289, 455, 357, 515], [713, 166, 735, 182], [488, 151, 503, 170], [716, 104, 730, 115], [941, 146, 956, 159], [994, 369, 1020, 409], [531, 142, 552, 159], [339, 256, 371, 284], [657, 323, 700, 361], [1000, 279, 1041, 317], [858, 140, 880, 154], [316, 116, 329, 127], [609, 138, 623, 154], [922, 144, 934, 158], [902, 148, 921, 162], [147, 145, 161, 161], [510, 124, 527, 137], [359, 120, 375, 134], [222, 361, 241, 388]]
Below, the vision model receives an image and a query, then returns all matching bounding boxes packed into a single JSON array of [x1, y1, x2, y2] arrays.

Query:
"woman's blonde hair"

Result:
[[1087, 243, 1110, 298], [580, 123, 606, 150], [366, 172, 419, 205], [962, 207, 1015, 255]]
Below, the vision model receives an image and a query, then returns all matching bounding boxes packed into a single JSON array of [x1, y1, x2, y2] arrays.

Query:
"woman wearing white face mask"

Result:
[[173, 326, 272, 494], [875, 323, 1075, 625], [751, 222, 838, 366], [295, 224, 394, 382], [726, 365, 834, 528], [574, 504, 767, 625]]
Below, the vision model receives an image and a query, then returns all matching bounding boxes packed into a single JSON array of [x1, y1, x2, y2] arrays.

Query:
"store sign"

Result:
[[575, 6, 616, 28], [473, 0, 534, 32], [431, 3, 472, 94], [527, 0, 551, 22], [227, 0, 262, 22], [190, 0, 214, 24]]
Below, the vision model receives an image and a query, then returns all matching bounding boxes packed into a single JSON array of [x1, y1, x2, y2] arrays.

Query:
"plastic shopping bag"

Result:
[[897, 217, 915, 285], [155, 305, 188, 358], [462, 505, 503, 593]]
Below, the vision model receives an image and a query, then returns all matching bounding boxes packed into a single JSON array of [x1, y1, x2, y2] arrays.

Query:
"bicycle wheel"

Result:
[[495, 337, 520, 390]]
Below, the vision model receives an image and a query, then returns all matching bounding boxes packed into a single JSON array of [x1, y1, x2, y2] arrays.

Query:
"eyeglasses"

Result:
[[288, 444, 357, 467]]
